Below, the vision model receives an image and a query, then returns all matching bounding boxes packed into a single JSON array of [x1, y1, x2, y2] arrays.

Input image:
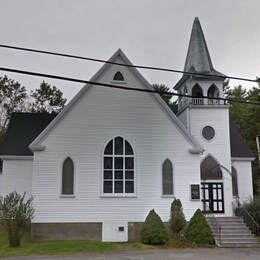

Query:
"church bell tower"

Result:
[[175, 17, 233, 216]]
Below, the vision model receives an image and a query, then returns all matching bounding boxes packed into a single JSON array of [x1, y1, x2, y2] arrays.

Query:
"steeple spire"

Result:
[[184, 17, 225, 77]]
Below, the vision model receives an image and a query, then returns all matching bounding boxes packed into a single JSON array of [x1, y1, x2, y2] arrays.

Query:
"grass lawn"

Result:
[[0, 230, 155, 257]]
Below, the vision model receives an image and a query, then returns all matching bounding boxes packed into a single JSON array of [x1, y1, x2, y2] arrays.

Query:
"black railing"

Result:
[[235, 207, 260, 236]]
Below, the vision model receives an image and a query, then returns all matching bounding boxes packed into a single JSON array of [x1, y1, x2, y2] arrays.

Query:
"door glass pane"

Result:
[[213, 189, 217, 200]]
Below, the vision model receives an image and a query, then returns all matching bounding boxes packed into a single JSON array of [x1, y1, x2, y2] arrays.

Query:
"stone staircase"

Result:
[[207, 216, 259, 248]]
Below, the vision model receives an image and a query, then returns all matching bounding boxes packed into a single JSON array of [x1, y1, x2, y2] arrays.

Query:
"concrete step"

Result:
[[213, 234, 253, 238], [213, 229, 251, 234], [207, 216, 259, 248], [219, 242, 260, 248], [218, 238, 258, 243]]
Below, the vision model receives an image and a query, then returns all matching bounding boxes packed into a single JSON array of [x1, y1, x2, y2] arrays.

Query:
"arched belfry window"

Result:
[[232, 167, 238, 197], [113, 71, 124, 81], [62, 157, 74, 195], [207, 84, 220, 104], [162, 159, 173, 195], [192, 84, 204, 105], [103, 137, 134, 194], [200, 155, 222, 180]]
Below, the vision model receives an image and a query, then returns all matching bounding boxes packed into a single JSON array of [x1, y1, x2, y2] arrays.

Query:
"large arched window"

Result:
[[162, 159, 173, 195], [232, 167, 238, 197], [62, 157, 74, 195], [103, 137, 134, 194]]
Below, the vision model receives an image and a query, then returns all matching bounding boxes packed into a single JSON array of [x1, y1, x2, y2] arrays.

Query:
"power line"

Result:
[[0, 44, 258, 83], [0, 66, 259, 106]]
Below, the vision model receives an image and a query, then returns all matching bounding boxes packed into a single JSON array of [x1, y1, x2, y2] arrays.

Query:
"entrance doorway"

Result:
[[201, 182, 224, 213]]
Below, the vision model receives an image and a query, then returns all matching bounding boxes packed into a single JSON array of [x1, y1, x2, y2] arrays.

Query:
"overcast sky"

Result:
[[0, 0, 259, 101]]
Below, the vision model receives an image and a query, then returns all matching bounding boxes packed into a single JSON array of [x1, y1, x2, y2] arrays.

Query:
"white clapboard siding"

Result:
[[32, 56, 202, 223], [1, 159, 33, 198], [232, 160, 253, 203], [188, 106, 233, 216]]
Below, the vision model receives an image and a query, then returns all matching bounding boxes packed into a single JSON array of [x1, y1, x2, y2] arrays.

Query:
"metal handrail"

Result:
[[204, 206, 221, 246], [235, 206, 260, 236]]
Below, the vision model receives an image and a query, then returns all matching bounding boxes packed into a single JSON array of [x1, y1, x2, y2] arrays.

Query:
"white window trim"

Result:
[[101, 136, 136, 197]]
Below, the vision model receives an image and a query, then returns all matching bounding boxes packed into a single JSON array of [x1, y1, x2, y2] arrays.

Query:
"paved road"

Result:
[[2, 248, 260, 260]]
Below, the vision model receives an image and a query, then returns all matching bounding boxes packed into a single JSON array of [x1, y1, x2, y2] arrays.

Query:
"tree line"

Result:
[[0, 75, 67, 140]]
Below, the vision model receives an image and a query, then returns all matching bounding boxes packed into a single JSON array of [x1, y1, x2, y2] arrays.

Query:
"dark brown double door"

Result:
[[201, 182, 224, 213]]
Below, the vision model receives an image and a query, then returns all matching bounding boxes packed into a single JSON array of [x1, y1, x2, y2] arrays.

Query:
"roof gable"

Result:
[[29, 49, 203, 154]]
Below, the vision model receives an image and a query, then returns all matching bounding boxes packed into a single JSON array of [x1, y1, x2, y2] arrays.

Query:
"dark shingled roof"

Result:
[[0, 112, 254, 159], [229, 120, 254, 158], [0, 113, 57, 156]]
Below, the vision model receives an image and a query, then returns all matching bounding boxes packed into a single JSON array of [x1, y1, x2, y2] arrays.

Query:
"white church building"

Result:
[[0, 18, 254, 242]]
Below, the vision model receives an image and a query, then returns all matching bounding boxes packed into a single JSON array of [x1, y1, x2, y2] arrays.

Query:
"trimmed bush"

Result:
[[141, 209, 169, 245], [185, 209, 214, 245], [169, 198, 186, 236]]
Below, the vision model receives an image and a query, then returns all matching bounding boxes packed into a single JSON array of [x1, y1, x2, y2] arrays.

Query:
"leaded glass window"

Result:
[[62, 157, 74, 195], [103, 137, 134, 194], [162, 159, 173, 195]]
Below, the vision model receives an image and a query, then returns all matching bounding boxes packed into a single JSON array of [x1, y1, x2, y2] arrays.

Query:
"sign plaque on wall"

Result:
[[191, 184, 200, 200]]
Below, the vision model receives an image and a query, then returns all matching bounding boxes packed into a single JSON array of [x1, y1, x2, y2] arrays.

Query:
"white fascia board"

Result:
[[231, 157, 255, 162], [0, 155, 33, 160], [29, 48, 204, 154]]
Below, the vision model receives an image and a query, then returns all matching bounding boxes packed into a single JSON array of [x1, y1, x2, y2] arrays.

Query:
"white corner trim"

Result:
[[0, 155, 33, 160], [231, 157, 255, 161], [29, 48, 203, 153]]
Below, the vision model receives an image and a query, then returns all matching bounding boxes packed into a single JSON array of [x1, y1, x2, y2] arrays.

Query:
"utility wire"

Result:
[[0, 44, 258, 83], [0, 66, 259, 106]]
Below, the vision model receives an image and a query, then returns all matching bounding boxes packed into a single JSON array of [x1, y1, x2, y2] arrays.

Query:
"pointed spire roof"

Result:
[[185, 17, 225, 76], [174, 17, 226, 90]]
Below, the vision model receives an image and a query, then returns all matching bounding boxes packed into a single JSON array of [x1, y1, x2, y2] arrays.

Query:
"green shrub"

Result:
[[243, 198, 260, 226], [169, 198, 186, 236], [185, 209, 214, 245], [141, 209, 169, 245], [0, 192, 34, 247]]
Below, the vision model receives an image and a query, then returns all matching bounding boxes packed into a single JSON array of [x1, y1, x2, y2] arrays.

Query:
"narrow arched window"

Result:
[[232, 167, 238, 197], [162, 159, 173, 195], [103, 137, 134, 194], [113, 71, 124, 81], [62, 157, 74, 195]]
